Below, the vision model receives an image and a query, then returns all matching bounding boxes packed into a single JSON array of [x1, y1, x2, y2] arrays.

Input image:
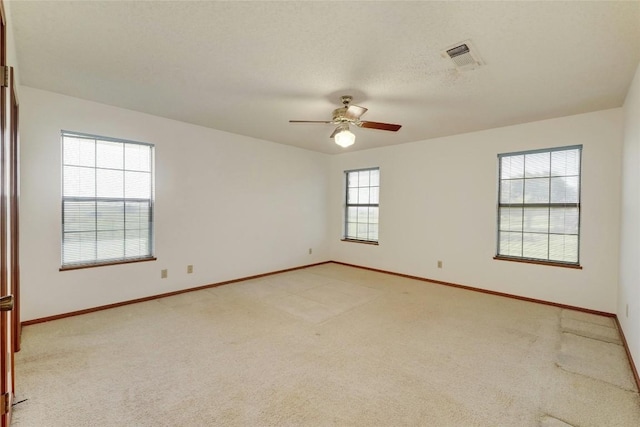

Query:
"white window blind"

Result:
[[62, 131, 154, 267], [497, 145, 581, 265], [345, 168, 379, 243]]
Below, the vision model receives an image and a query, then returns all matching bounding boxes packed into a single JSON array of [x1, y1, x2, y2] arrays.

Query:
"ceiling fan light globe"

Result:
[[334, 129, 355, 148]]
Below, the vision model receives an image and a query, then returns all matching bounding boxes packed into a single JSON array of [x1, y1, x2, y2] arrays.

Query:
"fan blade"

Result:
[[344, 105, 368, 120], [289, 120, 332, 124], [358, 121, 402, 131], [329, 126, 341, 138]]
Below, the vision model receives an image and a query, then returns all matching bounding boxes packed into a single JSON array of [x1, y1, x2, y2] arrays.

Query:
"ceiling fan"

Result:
[[290, 95, 402, 148]]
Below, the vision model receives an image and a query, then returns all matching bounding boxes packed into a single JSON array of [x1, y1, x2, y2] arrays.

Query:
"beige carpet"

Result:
[[11, 263, 640, 426]]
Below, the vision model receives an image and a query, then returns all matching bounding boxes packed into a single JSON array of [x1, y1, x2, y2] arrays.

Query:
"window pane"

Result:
[[358, 187, 370, 204], [566, 150, 580, 176], [347, 207, 357, 222], [346, 222, 357, 239], [370, 169, 380, 186], [348, 171, 358, 187], [63, 231, 97, 265], [97, 169, 124, 198], [97, 230, 125, 260], [64, 165, 95, 197], [370, 187, 379, 204], [358, 170, 370, 187], [125, 171, 151, 199], [348, 188, 358, 204], [125, 229, 149, 258], [550, 176, 579, 203], [125, 202, 151, 231], [97, 201, 124, 231], [524, 152, 550, 178], [499, 231, 522, 257], [357, 223, 368, 240], [549, 207, 579, 234], [125, 143, 151, 172], [551, 149, 580, 176], [357, 207, 369, 223], [368, 224, 379, 241], [369, 207, 379, 224], [499, 207, 523, 232], [500, 179, 524, 204], [549, 234, 578, 263], [524, 178, 549, 203], [523, 208, 548, 233], [522, 233, 548, 259], [63, 137, 95, 167], [96, 140, 124, 169], [64, 201, 96, 233], [501, 155, 524, 179]]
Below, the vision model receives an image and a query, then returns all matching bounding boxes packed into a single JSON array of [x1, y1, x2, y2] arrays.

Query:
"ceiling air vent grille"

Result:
[[442, 40, 483, 71]]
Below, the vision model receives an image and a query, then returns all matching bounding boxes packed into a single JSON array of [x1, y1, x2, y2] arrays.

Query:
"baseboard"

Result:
[[331, 260, 640, 392], [21, 261, 332, 326], [331, 261, 614, 316], [613, 316, 640, 393]]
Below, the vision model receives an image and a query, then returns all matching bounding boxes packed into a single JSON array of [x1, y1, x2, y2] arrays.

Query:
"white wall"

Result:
[[19, 87, 330, 321], [619, 64, 640, 369], [330, 109, 624, 313]]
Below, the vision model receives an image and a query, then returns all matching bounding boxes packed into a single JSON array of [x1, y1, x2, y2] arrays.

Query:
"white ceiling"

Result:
[[9, 1, 640, 154]]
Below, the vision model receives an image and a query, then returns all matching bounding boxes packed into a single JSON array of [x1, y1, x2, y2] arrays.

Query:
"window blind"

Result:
[[497, 145, 581, 265], [345, 168, 380, 242], [62, 131, 154, 267]]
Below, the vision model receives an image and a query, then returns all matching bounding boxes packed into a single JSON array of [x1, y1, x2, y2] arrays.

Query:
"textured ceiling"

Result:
[[9, 1, 640, 154]]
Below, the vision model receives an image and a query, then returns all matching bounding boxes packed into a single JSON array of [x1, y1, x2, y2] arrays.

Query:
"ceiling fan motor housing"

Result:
[[332, 107, 350, 123]]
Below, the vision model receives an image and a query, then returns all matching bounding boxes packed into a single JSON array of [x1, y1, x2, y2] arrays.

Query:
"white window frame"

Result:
[[496, 145, 582, 267], [343, 167, 380, 244], [61, 131, 155, 269]]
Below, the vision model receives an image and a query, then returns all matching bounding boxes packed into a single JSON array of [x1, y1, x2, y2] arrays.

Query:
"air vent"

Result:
[[442, 40, 483, 71]]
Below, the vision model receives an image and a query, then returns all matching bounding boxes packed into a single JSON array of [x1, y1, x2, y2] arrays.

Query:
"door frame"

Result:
[[0, 0, 19, 424]]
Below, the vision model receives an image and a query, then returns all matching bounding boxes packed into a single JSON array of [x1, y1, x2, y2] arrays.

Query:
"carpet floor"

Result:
[[11, 263, 640, 426]]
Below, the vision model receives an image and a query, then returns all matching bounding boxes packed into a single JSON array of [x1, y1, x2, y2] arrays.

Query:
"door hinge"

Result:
[[0, 66, 9, 88], [0, 392, 10, 415], [0, 295, 13, 312]]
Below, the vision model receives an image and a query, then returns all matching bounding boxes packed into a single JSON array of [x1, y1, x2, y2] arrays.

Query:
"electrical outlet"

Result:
[[187, 265, 193, 274], [161, 269, 168, 279], [308, 248, 312, 255], [437, 260, 443, 269]]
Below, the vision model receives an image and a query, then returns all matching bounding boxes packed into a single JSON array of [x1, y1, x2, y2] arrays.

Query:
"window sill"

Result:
[[493, 256, 582, 270], [341, 238, 379, 246], [60, 256, 157, 271]]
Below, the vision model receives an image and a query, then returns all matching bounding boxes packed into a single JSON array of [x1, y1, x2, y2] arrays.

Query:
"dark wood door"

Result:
[[0, 1, 18, 424]]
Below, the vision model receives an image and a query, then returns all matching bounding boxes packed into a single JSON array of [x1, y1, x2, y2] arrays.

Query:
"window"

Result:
[[496, 145, 581, 266], [61, 131, 155, 268], [344, 168, 379, 243]]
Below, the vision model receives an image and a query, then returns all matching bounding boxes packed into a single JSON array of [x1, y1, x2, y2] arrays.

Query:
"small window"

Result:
[[344, 168, 379, 243], [496, 145, 581, 266], [61, 131, 155, 269]]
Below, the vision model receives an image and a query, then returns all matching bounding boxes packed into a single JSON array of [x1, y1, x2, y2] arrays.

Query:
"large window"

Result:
[[344, 168, 379, 243], [61, 131, 155, 268], [497, 145, 581, 266]]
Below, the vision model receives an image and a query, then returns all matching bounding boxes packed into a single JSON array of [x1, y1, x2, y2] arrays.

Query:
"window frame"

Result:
[[495, 145, 582, 268], [60, 130, 156, 270], [342, 167, 380, 245]]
